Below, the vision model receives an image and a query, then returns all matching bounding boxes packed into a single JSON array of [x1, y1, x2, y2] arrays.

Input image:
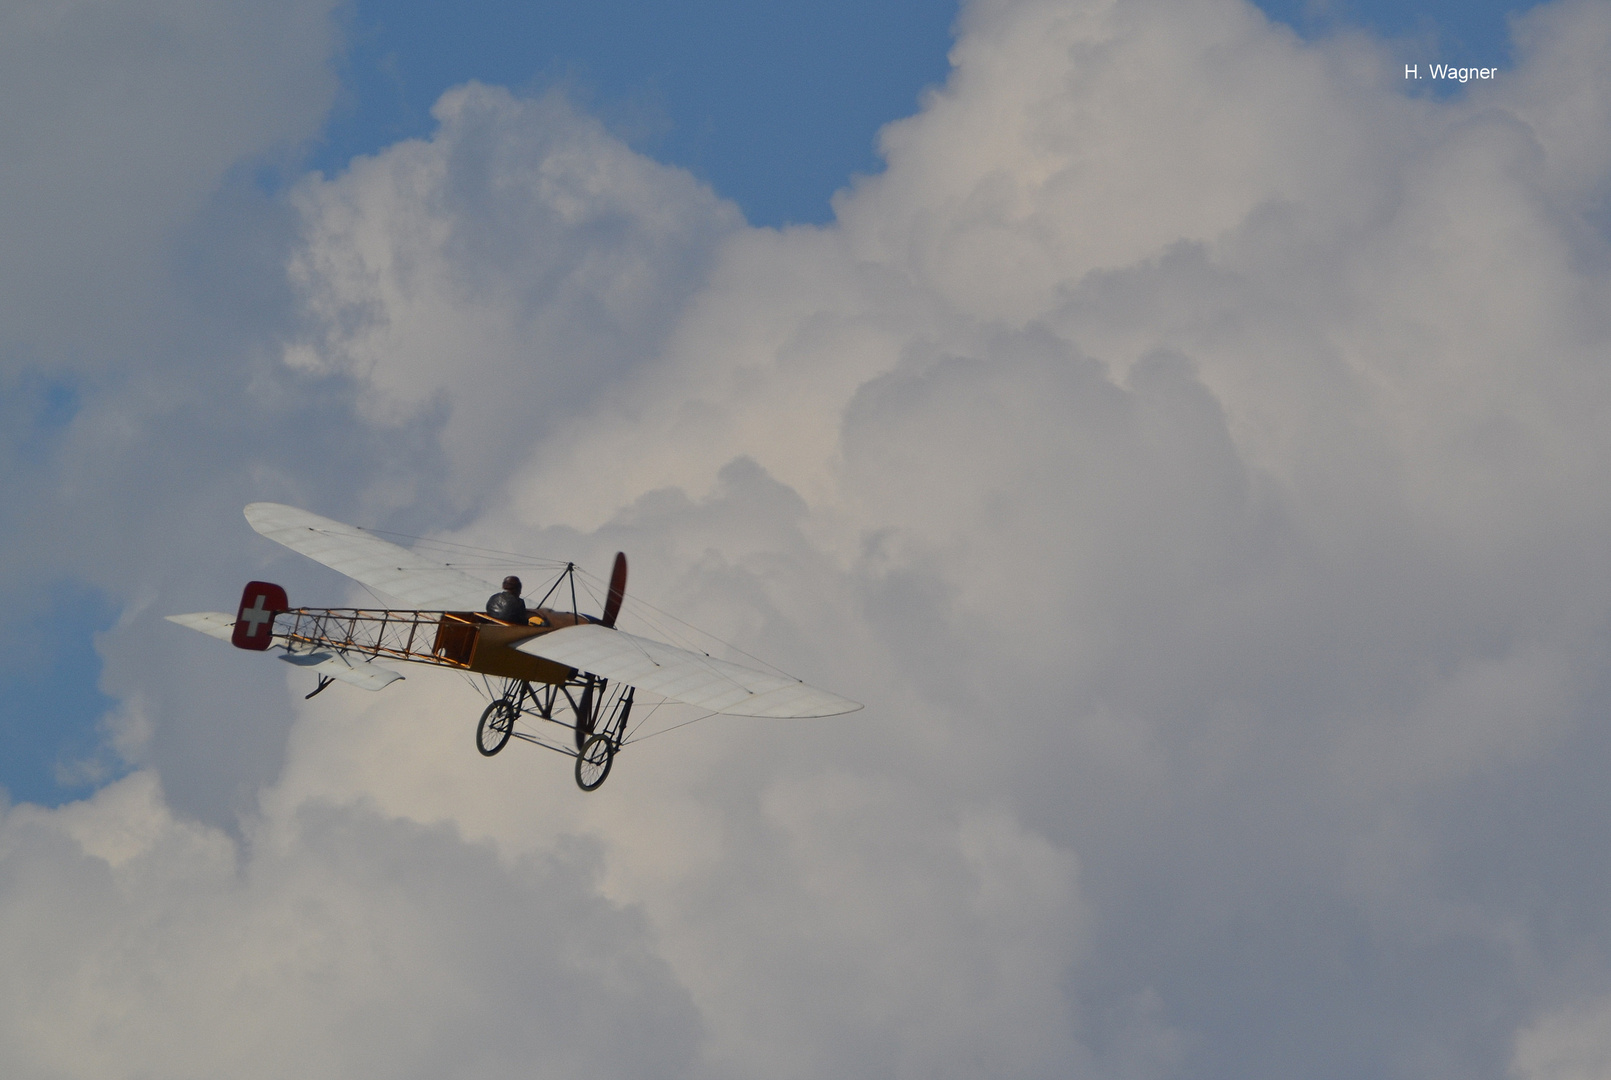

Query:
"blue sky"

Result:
[[0, 0, 1544, 805]]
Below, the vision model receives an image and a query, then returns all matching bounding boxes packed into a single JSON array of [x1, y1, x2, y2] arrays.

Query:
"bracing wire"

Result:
[[570, 566, 803, 683], [621, 694, 667, 744], [564, 574, 784, 705], [626, 708, 720, 745]]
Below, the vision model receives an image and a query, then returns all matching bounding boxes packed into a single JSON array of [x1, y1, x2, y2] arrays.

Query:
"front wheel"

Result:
[[477, 699, 515, 757], [575, 734, 615, 791]]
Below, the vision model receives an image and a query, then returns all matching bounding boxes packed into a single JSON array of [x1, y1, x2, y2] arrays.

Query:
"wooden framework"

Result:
[[276, 607, 578, 685], [270, 565, 636, 790]]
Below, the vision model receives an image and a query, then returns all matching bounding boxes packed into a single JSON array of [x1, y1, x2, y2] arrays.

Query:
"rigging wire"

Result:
[[622, 694, 667, 744], [570, 566, 803, 683], [625, 708, 719, 745], [564, 574, 766, 700]]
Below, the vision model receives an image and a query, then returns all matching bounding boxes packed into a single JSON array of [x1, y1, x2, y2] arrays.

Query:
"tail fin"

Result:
[[232, 581, 288, 650]]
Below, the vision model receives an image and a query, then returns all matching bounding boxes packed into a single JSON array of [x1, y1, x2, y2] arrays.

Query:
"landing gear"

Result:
[[477, 698, 515, 756], [576, 733, 614, 791], [472, 678, 633, 790]]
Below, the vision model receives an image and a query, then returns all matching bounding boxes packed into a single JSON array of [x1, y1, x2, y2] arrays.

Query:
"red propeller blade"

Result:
[[601, 552, 627, 628]]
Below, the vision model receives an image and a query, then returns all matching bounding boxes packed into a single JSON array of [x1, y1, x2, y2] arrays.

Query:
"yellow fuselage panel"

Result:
[[469, 623, 575, 684], [433, 612, 577, 685]]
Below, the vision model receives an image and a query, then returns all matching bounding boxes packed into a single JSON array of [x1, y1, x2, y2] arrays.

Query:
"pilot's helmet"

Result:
[[502, 575, 522, 595]]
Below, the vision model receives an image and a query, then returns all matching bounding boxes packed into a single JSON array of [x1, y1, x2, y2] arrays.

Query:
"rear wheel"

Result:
[[575, 734, 614, 791], [477, 699, 515, 756]]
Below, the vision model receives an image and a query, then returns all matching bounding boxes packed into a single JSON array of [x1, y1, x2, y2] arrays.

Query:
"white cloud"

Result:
[[1514, 994, 1611, 1080], [283, 84, 743, 498], [0, 771, 701, 1080], [7, 0, 1611, 1076]]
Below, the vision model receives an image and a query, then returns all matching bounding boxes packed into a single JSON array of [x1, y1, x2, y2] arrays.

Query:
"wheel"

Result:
[[477, 699, 516, 757], [575, 733, 614, 791]]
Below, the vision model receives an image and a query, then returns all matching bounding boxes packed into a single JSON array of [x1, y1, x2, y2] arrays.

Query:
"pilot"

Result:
[[486, 576, 529, 623]]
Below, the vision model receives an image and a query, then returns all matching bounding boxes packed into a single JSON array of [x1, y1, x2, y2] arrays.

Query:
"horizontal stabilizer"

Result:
[[280, 649, 404, 691], [516, 623, 861, 718], [166, 611, 243, 643]]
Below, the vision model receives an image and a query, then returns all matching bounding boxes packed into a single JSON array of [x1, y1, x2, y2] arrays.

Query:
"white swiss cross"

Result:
[[240, 593, 274, 637]]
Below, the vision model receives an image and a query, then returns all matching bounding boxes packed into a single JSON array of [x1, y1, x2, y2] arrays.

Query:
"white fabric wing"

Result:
[[244, 502, 495, 611], [516, 623, 861, 718]]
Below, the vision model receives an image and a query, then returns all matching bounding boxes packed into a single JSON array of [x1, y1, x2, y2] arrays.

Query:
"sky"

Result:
[[5, 0, 1611, 1077], [308, 0, 1533, 227]]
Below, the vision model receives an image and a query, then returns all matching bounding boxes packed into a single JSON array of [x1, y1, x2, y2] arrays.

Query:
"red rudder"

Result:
[[232, 581, 288, 650]]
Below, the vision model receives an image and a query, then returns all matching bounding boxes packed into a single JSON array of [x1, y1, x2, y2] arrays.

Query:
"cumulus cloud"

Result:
[[282, 85, 742, 496], [7, 0, 1611, 1077], [0, 771, 700, 1080]]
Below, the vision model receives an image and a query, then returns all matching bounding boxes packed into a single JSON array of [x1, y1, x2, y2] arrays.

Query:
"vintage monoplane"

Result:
[[168, 504, 860, 790]]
